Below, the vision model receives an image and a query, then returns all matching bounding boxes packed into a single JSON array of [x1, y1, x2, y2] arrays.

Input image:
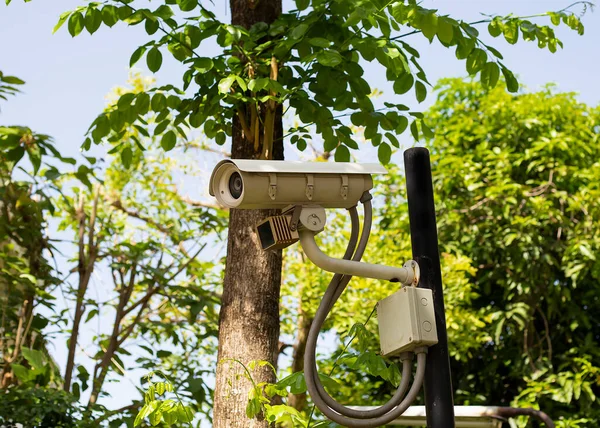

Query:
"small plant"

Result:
[[134, 371, 195, 427]]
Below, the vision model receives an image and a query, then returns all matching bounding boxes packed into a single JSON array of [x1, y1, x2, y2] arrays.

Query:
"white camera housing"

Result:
[[209, 160, 387, 209]]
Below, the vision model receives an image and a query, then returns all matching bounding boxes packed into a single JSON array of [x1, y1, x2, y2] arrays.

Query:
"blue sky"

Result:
[[1, 0, 599, 419], [1, 0, 599, 161]]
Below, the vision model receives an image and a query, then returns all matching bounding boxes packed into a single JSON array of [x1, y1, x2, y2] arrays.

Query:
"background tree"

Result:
[[0, 70, 71, 389], [0, 70, 91, 426], [375, 79, 600, 426], [0, 74, 226, 427]]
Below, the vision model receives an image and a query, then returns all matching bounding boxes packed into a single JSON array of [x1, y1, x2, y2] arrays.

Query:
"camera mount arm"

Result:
[[296, 205, 419, 285], [299, 230, 418, 285]]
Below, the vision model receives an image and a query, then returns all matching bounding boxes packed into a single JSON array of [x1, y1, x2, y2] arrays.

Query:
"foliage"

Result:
[[51, 75, 225, 422], [49, 0, 589, 164], [273, 80, 600, 427], [0, 70, 81, 395], [0, 71, 25, 102], [0, 348, 90, 428], [0, 72, 224, 426], [133, 372, 194, 427], [384, 79, 600, 426], [0, 386, 89, 428]]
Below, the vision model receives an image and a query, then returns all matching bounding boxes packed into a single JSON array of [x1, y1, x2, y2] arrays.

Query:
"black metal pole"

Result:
[[404, 147, 455, 428]]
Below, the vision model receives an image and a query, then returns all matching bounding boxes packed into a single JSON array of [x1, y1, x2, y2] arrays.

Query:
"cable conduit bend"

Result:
[[303, 199, 427, 427]]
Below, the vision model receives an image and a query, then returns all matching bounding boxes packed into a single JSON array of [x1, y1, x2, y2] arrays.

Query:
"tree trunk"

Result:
[[212, 2, 283, 426]]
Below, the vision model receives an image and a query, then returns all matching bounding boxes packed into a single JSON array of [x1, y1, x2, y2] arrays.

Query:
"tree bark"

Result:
[[212, 1, 283, 426]]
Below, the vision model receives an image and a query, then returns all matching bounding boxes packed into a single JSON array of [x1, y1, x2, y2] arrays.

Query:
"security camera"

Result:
[[209, 159, 433, 427], [208, 160, 387, 209]]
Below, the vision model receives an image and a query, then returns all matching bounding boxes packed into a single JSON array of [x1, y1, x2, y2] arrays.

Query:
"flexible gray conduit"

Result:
[[303, 197, 427, 427]]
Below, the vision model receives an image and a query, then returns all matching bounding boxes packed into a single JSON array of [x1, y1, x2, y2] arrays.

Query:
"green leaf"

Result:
[[318, 373, 340, 392], [72, 382, 81, 400], [176, 404, 194, 422], [501, 66, 519, 93], [121, 146, 133, 168], [85, 309, 98, 323], [485, 45, 504, 59], [297, 0, 310, 11], [309, 37, 330, 48], [117, 93, 135, 111], [145, 18, 159, 35], [503, 20, 519, 44], [2, 76, 25, 85], [345, 8, 366, 28], [235, 76, 247, 92], [149, 409, 162, 426], [102, 5, 119, 27], [248, 78, 269, 92], [151, 93, 167, 112], [488, 19, 502, 37], [246, 397, 261, 419], [11, 364, 33, 383], [393, 73, 414, 95], [154, 120, 170, 136], [420, 12, 438, 41], [290, 23, 309, 40], [437, 17, 454, 44], [135, 402, 158, 427], [129, 46, 146, 67], [85, 8, 102, 34], [161, 130, 177, 151], [162, 409, 178, 424], [154, 5, 174, 19], [218, 75, 236, 94], [410, 120, 419, 140], [21, 348, 45, 370], [178, 0, 197, 12], [68, 12, 85, 37], [386, 132, 400, 148], [53, 11, 71, 34], [480, 62, 500, 89], [421, 121, 434, 139], [579, 244, 596, 260], [135, 93, 150, 114], [466, 48, 487, 75], [147, 47, 163, 73], [455, 36, 475, 59], [396, 116, 409, 134], [415, 80, 427, 103], [193, 57, 214, 73], [316, 50, 343, 67], [378, 142, 392, 165], [334, 145, 350, 162]]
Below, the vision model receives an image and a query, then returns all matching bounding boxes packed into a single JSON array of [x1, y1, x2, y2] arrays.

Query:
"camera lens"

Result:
[[228, 172, 243, 199]]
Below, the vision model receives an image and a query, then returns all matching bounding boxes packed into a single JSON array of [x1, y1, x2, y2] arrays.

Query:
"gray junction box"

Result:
[[377, 287, 439, 357]]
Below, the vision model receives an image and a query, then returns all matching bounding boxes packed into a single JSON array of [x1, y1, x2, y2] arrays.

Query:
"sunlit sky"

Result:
[[1, 0, 599, 419]]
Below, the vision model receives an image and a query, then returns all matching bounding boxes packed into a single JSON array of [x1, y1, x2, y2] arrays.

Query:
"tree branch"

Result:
[[64, 189, 99, 393]]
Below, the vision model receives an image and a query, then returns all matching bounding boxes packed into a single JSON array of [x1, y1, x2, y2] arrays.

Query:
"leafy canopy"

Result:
[[51, 0, 589, 164], [383, 78, 600, 426]]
